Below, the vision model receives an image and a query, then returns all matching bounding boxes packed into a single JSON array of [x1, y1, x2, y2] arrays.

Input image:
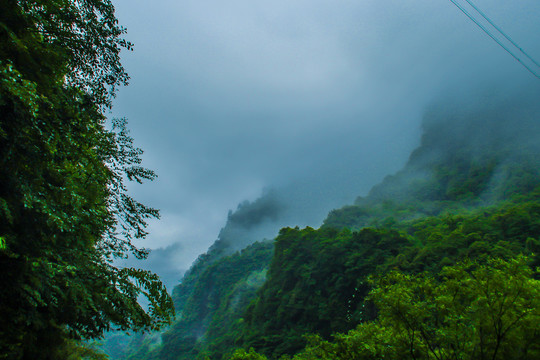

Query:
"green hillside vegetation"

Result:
[[112, 93, 540, 360], [226, 95, 540, 359], [102, 240, 274, 360], [161, 241, 274, 360], [232, 256, 539, 360], [235, 194, 540, 359]]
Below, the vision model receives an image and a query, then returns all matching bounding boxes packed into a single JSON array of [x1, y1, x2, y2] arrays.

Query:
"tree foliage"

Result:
[[228, 348, 268, 360], [0, 0, 173, 357], [236, 227, 410, 358], [290, 257, 540, 360], [227, 194, 540, 359]]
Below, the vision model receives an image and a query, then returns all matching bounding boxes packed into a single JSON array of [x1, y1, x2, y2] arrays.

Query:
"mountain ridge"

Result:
[[104, 91, 540, 359]]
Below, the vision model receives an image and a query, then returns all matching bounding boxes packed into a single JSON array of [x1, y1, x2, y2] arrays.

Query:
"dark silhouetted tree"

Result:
[[0, 0, 174, 357]]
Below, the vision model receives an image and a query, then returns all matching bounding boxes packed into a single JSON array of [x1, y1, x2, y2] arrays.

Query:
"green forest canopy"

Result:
[[230, 256, 539, 360]]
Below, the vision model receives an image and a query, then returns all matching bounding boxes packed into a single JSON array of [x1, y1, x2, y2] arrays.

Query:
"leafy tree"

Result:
[[228, 348, 268, 360], [292, 257, 540, 360], [0, 0, 173, 358]]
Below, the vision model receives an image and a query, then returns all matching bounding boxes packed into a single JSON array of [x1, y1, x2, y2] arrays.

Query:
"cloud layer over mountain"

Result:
[[110, 0, 540, 286]]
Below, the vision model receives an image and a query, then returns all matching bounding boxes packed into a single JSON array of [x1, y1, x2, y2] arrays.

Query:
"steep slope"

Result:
[[325, 91, 540, 229], [100, 240, 273, 360], [238, 194, 540, 358], [112, 90, 540, 360], [233, 92, 540, 358], [157, 240, 273, 360]]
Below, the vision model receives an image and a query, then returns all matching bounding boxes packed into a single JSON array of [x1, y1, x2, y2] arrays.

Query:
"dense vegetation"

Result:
[[0, 1, 173, 358], [102, 241, 274, 359], [235, 195, 540, 359], [232, 256, 539, 360], [110, 90, 540, 360]]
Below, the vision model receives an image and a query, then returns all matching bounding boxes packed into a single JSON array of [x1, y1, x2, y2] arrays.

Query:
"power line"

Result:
[[463, 0, 540, 69], [448, 0, 540, 79]]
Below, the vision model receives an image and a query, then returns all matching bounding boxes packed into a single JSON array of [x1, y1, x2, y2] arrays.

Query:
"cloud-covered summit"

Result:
[[111, 0, 540, 283]]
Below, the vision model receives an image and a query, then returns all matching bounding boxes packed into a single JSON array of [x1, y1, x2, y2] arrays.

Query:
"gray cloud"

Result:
[[117, 242, 187, 292], [110, 0, 540, 280]]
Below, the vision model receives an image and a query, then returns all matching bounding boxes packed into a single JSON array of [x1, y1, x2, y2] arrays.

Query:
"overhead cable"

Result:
[[448, 0, 540, 79], [463, 0, 540, 69]]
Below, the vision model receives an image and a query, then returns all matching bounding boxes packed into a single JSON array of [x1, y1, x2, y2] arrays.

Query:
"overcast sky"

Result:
[[109, 0, 540, 289]]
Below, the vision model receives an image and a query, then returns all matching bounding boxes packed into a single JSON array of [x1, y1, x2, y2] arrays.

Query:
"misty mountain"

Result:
[[324, 89, 540, 229], [104, 89, 540, 359], [210, 190, 284, 254]]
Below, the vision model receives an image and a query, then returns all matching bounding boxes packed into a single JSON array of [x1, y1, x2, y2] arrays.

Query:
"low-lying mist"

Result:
[[111, 0, 540, 290], [210, 84, 540, 255]]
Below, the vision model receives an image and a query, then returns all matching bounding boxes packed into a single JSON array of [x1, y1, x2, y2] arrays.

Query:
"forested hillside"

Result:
[[110, 91, 540, 360]]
